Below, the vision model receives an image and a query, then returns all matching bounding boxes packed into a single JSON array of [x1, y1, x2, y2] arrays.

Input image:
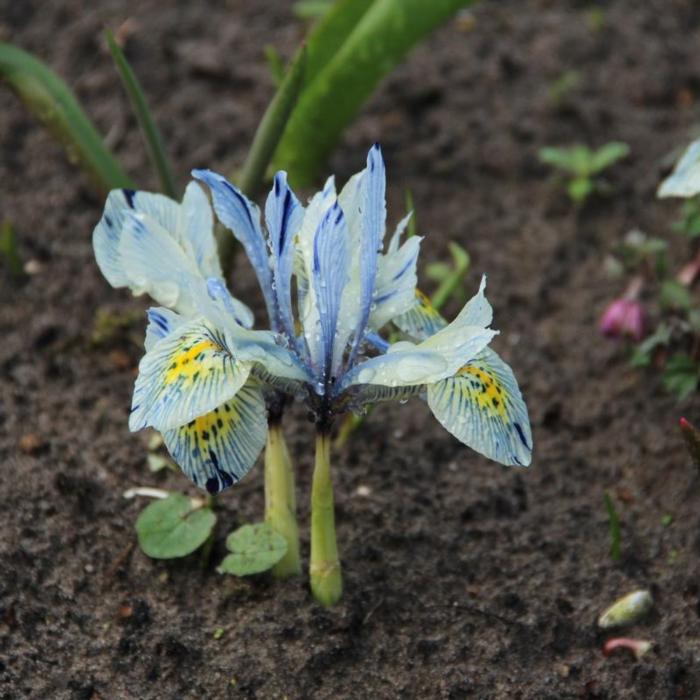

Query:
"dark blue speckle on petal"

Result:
[[514, 423, 531, 450], [122, 189, 136, 208]]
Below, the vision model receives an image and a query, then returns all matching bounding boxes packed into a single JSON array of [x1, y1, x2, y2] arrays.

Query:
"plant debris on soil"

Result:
[[3, 1, 700, 698]]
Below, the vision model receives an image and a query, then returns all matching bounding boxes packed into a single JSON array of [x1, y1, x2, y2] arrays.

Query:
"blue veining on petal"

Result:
[[192, 169, 277, 325], [348, 143, 386, 365], [265, 171, 304, 344], [311, 201, 349, 379]]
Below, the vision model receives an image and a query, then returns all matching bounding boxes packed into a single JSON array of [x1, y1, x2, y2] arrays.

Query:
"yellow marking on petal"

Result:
[[457, 364, 508, 419], [416, 289, 438, 315], [164, 339, 220, 385], [186, 401, 241, 448]]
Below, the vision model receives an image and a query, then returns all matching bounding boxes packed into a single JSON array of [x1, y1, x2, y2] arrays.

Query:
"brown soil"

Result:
[[2, 1, 700, 698]]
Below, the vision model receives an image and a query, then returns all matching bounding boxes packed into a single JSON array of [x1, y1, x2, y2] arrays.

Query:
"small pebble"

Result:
[[19, 433, 46, 455], [598, 590, 653, 629]]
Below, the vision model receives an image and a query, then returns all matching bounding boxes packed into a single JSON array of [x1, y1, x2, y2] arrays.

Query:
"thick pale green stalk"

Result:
[[310, 430, 342, 606], [264, 423, 301, 577], [105, 30, 177, 198]]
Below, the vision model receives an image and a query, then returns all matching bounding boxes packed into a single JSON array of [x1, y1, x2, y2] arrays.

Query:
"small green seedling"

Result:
[[604, 491, 621, 561], [136, 493, 216, 559], [218, 523, 288, 576], [426, 242, 471, 311], [547, 70, 581, 108], [662, 354, 700, 400], [630, 324, 670, 368], [538, 142, 629, 204]]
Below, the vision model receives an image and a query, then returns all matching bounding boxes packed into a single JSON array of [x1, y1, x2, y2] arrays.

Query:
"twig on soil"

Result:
[[447, 601, 533, 630], [103, 540, 135, 586]]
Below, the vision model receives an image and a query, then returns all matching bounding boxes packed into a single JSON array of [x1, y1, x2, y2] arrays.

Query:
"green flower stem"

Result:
[[310, 429, 342, 606], [264, 422, 301, 578]]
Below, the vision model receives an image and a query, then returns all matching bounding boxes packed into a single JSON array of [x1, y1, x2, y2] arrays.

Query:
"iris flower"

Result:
[[93, 144, 532, 605]]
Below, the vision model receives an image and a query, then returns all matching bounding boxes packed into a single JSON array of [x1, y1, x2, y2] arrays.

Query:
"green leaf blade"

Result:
[[236, 45, 308, 198], [0, 41, 133, 194], [105, 31, 177, 198], [274, 0, 473, 184], [218, 523, 288, 576], [136, 494, 216, 559], [590, 142, 629, 174]]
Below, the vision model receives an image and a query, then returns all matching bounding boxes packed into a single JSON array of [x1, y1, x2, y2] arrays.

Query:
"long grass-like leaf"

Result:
[[106, 31, 177, 198], [274, 0, 473, 184], [217, 47, 308, 274], [299, 0, 375, 89], [237, 46, 308, 197], [0, 42, 133, 194]]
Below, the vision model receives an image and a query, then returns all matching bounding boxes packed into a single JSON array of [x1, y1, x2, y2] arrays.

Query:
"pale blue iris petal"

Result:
[[364, 331, 390, 353], [348, 382, 423, 406], [455, 275, 492, 327], [392, 293, 448, 340], [189, 277, 311, 385], [192, 169, 276, 321], [129, 318, 251, 433], [311, 201, 350, 378], [144, 307, 184, 352], [427, 347, 532, 467], [93, 188, 179, 288], [205, 277, 254, 329], [119, 212, 203, 313], [658, 138, 700, 198], [348, 144, 386, 361], [370, 235, 421, 331], [179, 181, 222, 279], [296, 175, 337, 321], [387, 210, 413, 254], [265, 171, 304, 340], [163, 382, 267, 494], [225, 327, 311, 385], [340, 326, 497, 391]]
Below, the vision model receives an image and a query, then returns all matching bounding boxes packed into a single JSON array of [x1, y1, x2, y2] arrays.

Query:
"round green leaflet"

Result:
[[217, 523, 288, 576], [136, 493, 216, 559]]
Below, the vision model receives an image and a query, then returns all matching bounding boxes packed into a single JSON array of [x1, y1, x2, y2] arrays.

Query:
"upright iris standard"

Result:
[[93, 145, 532, 606]]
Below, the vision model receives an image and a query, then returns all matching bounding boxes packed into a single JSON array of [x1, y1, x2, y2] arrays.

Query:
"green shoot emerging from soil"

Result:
[[538, 142, 629, 205]]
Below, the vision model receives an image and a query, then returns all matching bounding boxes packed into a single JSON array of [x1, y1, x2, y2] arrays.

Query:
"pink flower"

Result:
[[599, 298, 645, 341]]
